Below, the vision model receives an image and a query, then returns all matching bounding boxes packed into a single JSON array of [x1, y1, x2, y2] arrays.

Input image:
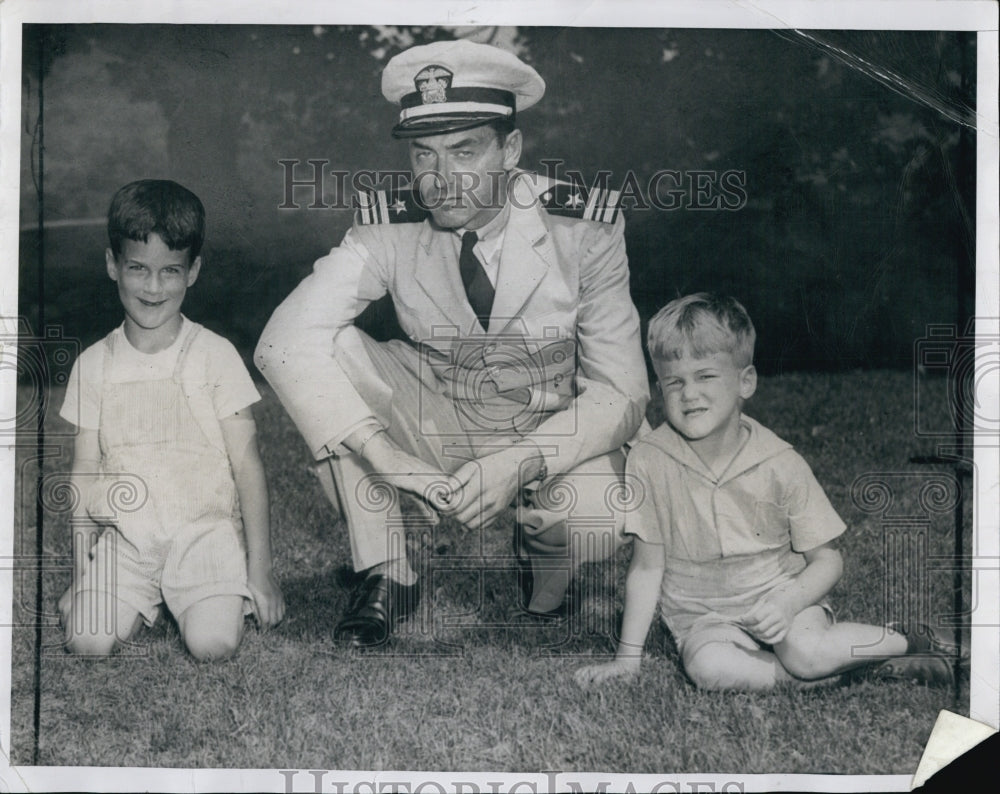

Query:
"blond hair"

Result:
[[647, 293, 756, 367]]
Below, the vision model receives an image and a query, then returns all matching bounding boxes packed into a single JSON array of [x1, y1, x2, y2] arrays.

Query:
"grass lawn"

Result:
[[8, 369, 970, 774]]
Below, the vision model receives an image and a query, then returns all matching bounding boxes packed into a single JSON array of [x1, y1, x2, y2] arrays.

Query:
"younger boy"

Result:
[[576, 293, 962, 690], [58, 179, 285, 660]]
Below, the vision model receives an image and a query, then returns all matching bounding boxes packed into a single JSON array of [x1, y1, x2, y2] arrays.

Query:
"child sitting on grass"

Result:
[[58, 179, 285, 660], [576, 293, 962, 691]]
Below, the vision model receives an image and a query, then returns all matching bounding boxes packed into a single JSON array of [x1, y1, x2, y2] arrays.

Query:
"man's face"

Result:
[[409, 125, 522, 230]]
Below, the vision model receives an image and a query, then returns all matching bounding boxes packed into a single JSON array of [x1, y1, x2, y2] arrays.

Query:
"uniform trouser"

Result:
[[316, 326, 627, 612]]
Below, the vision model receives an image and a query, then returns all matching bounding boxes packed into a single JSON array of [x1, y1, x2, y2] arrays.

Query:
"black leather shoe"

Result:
[[333, 574, 421, 646], [513, 531, 569, 620]]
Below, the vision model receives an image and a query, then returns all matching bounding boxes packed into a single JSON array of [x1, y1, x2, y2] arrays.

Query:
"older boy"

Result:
[[58, 180, 284, 660], [576, 293, 962, 691]]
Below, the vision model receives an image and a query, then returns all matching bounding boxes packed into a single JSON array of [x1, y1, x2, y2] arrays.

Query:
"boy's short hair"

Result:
[[647, 293, 756, 368], [107, 179, 205, 260]]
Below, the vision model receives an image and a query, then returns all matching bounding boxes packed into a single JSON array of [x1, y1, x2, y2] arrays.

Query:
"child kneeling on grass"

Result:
[[576, 293, 963, 691], [57, 180, 285, 660]]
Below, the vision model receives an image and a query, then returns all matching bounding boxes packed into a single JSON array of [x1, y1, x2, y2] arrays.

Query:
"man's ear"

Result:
[[105, 249, 119, 281], [502, 128, 523, 171], [739, 365, 758, 400], [186, 255, 202, 287]]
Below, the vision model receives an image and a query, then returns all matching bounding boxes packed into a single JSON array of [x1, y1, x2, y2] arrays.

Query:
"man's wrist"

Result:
[[357, 429, 400, 470], [511, 438, 547, 483], [356, 427, 384, 459], [339, 420, 385, 456]]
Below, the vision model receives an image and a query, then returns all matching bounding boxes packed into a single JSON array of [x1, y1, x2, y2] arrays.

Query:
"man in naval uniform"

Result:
[[256, 39, 649, 645]]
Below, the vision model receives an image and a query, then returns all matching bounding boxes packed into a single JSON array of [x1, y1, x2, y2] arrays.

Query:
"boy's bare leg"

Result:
[[773, 606, 909, 679], [176, 595, 246, 661], [684, 640, 810, 691], [63, 589, 143, 656]]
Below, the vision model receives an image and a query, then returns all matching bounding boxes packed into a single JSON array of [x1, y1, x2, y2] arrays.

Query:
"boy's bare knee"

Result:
[[686, 667, 730, 691], [177, 595, 246, 661], [183, 624, 242, 662], [777, 637, 825, 679], [775, 605, 837, 679], [685, 648, 736, 691], [185, 634, 239, 661]]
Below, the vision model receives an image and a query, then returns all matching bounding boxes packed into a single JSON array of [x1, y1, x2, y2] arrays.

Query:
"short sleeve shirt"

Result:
[[60, 317, 260, 439], [626, 416, 846, 561]]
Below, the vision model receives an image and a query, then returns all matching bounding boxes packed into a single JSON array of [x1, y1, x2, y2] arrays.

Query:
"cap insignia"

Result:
[[414, 65, 453, 105]]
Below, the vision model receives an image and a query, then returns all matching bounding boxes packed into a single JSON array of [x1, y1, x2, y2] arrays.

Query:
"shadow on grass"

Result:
[[276, 567, 354, 643], [277, 555, 684, 665]]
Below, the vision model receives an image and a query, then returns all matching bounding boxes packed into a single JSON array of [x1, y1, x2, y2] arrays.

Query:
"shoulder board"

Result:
[[355, 186, 429, 225], [355, 176, 622, 225], [526, 173, 621, 224]]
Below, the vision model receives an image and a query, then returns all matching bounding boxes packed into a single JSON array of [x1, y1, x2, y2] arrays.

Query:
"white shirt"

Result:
[[455, 200, 511, 288], [60, 316, 260, 432]]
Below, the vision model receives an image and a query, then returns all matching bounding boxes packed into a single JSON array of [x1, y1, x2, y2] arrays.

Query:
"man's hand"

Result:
[[441, 445, 544, 531], [352, 428, 455, 511], [248, 568, 286, 628], [740, 593, 797, 645], [574, 657, 641, 689]]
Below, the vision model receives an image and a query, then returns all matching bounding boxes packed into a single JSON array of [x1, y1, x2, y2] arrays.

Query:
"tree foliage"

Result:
[[20, 24, 974, 370]]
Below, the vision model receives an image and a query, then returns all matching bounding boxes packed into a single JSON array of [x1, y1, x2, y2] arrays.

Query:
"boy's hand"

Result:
[[740, 595, 796, 645], [574, 657, 641, 689], [248, 569, 286, 628]]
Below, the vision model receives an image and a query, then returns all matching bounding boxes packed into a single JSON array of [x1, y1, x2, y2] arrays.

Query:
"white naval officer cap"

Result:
[[381, 39, 545, 138]]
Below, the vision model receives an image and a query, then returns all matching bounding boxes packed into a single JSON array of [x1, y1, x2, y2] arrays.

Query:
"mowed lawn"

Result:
[[9, 369, 969, 773]]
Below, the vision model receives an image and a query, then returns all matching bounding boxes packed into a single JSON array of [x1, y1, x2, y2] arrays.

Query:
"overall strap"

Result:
[[171, 321, 203, 382], [168, 321, 230, 455], [102, 328, 116, 363], [96, 330, 116, 440]]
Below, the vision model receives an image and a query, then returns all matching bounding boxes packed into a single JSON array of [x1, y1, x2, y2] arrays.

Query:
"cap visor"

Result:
[[391, 113, 513, 139]]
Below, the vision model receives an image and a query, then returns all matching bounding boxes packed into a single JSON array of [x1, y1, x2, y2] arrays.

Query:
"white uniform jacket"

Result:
[[255, 173, 650, 477]]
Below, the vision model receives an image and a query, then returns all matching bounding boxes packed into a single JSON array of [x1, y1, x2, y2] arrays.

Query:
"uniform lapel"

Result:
[[412, 220, 482, 332], [490, 178, 552, 335]]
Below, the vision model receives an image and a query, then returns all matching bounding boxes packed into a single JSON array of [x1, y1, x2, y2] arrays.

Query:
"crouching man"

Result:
[[256, 39, 648, 645]]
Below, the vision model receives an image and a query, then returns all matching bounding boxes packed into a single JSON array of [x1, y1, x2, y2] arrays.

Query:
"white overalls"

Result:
[[76, 323, 251, 624]]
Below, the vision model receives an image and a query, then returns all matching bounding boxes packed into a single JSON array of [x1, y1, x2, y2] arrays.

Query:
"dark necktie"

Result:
[[458, 230, 495, 331]]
